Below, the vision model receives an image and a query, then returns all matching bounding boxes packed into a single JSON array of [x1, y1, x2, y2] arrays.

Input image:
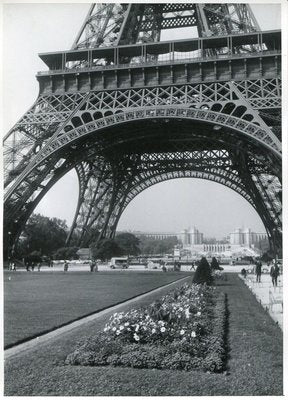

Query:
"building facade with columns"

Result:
[[179, 227, 203, 246], [127, 231, 177, 240], [178, 226, 267, 258], [229, 228, 267, 246]]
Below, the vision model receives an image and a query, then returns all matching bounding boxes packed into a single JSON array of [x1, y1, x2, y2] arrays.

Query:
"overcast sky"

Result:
[[3, 3, 281, 238]]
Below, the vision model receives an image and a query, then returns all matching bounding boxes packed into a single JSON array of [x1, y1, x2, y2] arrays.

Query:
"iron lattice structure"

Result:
[[4, 3, 282, 254]]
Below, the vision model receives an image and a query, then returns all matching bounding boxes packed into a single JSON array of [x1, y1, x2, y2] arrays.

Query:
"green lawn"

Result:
[[4, 270, 189, 348], [4, 274, 282, 396]]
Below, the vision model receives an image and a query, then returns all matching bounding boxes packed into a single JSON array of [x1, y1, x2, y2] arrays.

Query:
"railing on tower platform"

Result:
[[37, 30, 281, 75]]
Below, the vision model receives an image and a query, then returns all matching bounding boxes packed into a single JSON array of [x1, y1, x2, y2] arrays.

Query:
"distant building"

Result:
[[229, 228, 267, 246], [126, 231, 177, 240], [178, 226, 267, 258], [76, 248, 91, 260], [179, 227, 203, 245]]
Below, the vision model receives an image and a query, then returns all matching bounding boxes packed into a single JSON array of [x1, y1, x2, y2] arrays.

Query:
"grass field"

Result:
[[4, 270, 189, 348], [4, 274, 282, 396]]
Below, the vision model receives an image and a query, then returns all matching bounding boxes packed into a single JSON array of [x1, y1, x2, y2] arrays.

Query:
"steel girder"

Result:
[[4, 92, 88, 187], [4, 79, 281, 190], [63, 133, 280, 247], [66, 149, 254, 246], [4, 104, 281, 205], [72, 4, 259, 49], [4, 101, 281, 248], [66, 159, 114, 246]]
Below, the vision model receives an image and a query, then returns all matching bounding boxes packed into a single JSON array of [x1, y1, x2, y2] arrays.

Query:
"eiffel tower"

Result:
[[4, 3, 282, 256]]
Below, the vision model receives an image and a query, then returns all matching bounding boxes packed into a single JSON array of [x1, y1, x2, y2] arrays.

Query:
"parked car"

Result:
[[109, 257, 129, 269]]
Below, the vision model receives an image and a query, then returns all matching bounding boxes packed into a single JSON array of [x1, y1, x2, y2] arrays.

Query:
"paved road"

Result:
[[8, 262, 264, 273], [239, 273, 283, 329]]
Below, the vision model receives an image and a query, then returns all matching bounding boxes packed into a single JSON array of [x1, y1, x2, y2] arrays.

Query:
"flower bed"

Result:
[[66, 283, 227, 372]]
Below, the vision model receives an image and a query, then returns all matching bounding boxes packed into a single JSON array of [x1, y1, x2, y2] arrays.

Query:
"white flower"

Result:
[[112, 327, 116, 332], [151, 328, 156, 334], [197, 311, 201, 316], [180, 329, 185, 335], [133, 333, 140, 341], [191, 331, 196, 337], [120, 325, 124, 331], [116, 330, 120, 335], [124, 322, 129, 326], [135, 324, 139, 332], [160, 327, 166, 333]]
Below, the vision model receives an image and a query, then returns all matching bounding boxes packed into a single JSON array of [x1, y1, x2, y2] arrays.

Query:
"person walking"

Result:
[[270, 262, 280, 287], [255, 260, 262, 283], [64, 260, 69, 272], [90, 259, 95, 272], [241, 268, 247, 279]]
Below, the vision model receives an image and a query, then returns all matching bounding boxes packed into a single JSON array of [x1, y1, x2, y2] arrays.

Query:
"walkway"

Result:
[[239, 273, 283, 329]]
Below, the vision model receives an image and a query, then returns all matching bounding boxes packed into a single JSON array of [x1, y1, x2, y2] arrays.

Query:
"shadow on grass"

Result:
[[222, 293, 231, 372]]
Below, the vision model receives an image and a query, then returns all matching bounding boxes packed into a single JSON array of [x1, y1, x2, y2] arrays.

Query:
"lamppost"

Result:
[[7, 231, 12, 262], [272, 228, 277, 262]]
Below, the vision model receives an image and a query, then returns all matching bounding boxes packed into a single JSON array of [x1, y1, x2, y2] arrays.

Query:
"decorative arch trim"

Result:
[[5, 106, 281, 202], [37, 106, 281, 165]]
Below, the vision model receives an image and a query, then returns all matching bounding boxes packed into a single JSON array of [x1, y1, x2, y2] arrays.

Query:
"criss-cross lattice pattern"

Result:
[[72, 3, 260, 49], [73, 4, 127, 49], [65, 148, 277, 246], [4, 93, 87, 186], [4, 79, 280, 190]]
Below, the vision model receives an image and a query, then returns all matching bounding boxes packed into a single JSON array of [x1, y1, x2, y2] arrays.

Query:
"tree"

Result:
[[17, 213, 68, 257], [90, 238, 123, 261], [24, 250, 42, 264], [210, 257, 220, 270], [53, 247, 79, 260], [115, 233, 140, 256], [138, 236, 178, 255], [254, 237, 270, 253], [193, 257, 214, 285], [261, 251, 273, 262], [69, 227, 100, 248]]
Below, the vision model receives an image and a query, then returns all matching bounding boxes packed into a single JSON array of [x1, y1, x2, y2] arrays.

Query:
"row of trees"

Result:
[[14, 213, 275, 263], [11, 214, 178, 262], [13, 214, 69, 261], [89, 234, 179, 260]]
